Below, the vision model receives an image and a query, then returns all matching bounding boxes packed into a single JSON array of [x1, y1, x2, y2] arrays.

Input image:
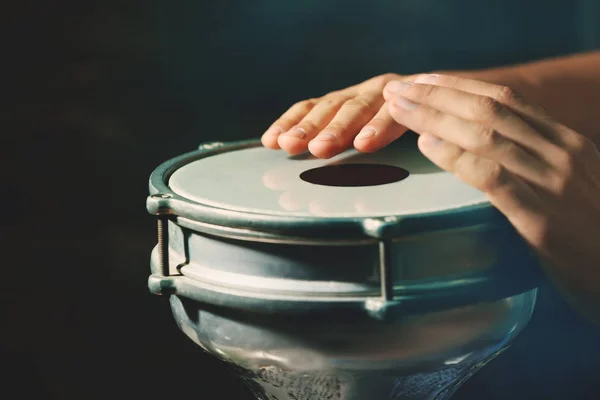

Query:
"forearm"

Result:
[[442, 51, 600, 145]]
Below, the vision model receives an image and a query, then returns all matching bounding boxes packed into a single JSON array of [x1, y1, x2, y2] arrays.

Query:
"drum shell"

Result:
[[149, 216, 540, 315], [155, 222, 537, 398], [168, 289, 536, 374], [151, 216, 538, 372]]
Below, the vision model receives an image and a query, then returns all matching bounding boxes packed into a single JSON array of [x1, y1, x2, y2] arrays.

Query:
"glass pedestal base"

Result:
[[169, 291, 535, 400]]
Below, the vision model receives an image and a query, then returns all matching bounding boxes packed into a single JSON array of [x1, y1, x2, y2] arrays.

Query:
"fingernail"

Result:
[[392, 96, 418, 110], [420, 134, 443, 146], [355, 127, 378, 140], [313, 131, 338, 141], [386, 81, 413, 93], [264, 126, 283, 136], [414, 74, 439, 84], [282, 126, 307, 139]]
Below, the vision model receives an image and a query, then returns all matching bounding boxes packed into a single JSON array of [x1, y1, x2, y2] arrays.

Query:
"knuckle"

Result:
[[495, 85, 521, 105], [470, 124, 498, 153], [369, 116, 392, 126], [324, 121, 347, 134], [447, 76, 462, 89], [568, 133, 595, 154], [452, 151, 470, 173], [480, 162, 508, 193], [274, 116, 294, 128], [370, 73, 398, 87], [503, 142, 523, 163], [307, 98, 320, 106], [325, 94, 350, 106], [548, 172, 569, 195], [297, 119, 319, 133], [417, 83, 437, 101], [343, 97, 376, 113], [380, 72, 398, 81], [452, 154, 510, 194], [554, 147, 578, 177], [325, 90, 342, 97], [292, 99, 317, 113], [475, 95, 507, 122]]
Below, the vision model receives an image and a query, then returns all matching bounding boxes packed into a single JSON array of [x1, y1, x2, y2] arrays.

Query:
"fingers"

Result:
[[277, 94, 350, 155], [397, 74, 580, 151], [386, 95, 553, 187], [263, 74, 404, 158], [352, 103, 409, 153], [261, 99, 319, 149], [417, 134, 545, 239], [308, 94, 385, 158], [385, 77, 600, 183], [416, 134, 514, 198], [384, 80, 559, 163]]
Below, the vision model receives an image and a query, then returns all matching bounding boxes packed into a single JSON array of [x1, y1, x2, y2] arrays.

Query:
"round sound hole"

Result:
[[299, 164, 410, 187]]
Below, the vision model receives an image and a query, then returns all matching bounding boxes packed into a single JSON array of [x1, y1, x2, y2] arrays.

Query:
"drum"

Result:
[[146, 136, 542, 400]]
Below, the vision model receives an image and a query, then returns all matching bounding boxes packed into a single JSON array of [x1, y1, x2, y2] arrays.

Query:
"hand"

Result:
[[384, 74, 600, 323], [261, 73, 411, 158]]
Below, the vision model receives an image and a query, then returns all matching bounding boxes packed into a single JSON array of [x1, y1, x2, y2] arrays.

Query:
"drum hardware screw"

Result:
[[156, 216, 170, 277], [151, 193, 172, 199]]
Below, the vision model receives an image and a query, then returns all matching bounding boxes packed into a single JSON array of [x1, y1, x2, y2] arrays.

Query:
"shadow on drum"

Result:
[[326, 132, 441, 175], [287, 132, 440, 176], [258, 134, 448, 216]]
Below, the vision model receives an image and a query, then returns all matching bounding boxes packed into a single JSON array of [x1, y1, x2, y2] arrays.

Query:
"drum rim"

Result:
[[147, 139, 509, 241]]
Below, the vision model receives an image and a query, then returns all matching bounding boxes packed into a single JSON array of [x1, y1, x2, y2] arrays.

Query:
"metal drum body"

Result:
[[147, 139, 541, 400]]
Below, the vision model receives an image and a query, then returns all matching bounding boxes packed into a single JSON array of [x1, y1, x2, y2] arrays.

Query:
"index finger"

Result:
[[386, 81, 545, 146], [389, 74, 577, 149]]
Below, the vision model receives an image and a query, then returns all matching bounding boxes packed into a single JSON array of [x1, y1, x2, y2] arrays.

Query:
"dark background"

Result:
[[2, 1, 600, 399]]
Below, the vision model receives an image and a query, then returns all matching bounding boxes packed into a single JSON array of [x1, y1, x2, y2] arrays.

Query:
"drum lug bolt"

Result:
[[379, 240, 394, 302], [156, 215, 170, 277], [149, 193, 173, 277]]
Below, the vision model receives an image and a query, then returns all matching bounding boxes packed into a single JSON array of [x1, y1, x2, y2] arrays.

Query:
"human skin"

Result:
[[261, 51, 600, 155], [261, 51, 600, 325]]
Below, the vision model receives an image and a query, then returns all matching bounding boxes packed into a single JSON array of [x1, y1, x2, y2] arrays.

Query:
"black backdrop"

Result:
[[3, 1, 600, 399]]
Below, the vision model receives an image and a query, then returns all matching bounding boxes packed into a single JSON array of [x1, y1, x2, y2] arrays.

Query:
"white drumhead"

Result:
[[168, 141, 488, 218]]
